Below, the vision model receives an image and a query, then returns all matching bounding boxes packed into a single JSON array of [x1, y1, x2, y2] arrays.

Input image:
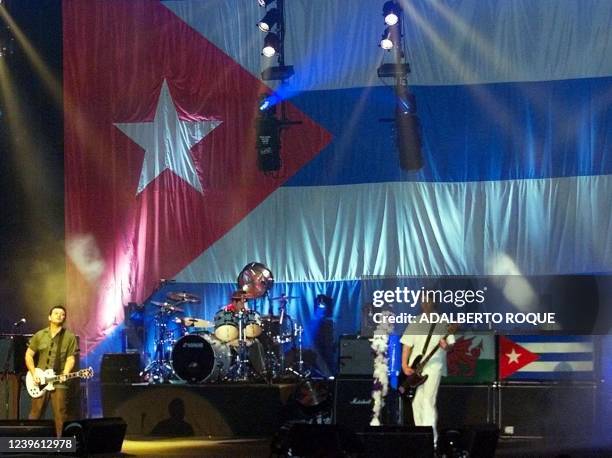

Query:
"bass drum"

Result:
[[171, 333, 231, 383]]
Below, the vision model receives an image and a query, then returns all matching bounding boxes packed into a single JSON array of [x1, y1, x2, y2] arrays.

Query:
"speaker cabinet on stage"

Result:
[[338, 336, 373, 376], [498, 382, 596, 444], [0, 420, 55, 437], [357, 426, 434, 458], [437, 384, 493, 430], [101, 353, 141, 383], [62, 417, 127, 455], [0, 334, 29, 374], [0, 374, 20, 419], [334, 378, 401, 431]]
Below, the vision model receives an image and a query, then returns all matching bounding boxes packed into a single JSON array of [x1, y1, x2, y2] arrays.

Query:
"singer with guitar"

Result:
[[400, 299, 455, 447], [24, 305, 79, 437]]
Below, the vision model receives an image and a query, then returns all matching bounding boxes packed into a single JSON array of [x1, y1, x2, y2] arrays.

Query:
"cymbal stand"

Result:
[[141, 310, 175, 383], [286, 323, 310, 378]]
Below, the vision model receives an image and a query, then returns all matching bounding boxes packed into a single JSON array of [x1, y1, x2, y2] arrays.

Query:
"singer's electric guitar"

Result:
[[26, 367, 94, 398]]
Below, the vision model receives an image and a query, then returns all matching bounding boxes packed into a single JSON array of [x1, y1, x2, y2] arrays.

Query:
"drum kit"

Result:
[[141, 263, 308, 384]]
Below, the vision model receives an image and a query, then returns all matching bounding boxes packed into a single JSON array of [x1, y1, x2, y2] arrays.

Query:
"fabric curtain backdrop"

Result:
[[63, 0, 612, 355]]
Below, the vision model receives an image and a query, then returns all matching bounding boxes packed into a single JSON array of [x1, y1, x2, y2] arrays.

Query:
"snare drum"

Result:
[[214, 309, 238, 342], [171, 333, 231, 383], [243, 310, 262, 338]]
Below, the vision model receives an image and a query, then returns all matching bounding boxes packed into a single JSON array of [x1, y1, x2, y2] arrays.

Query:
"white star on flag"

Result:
[[506, 348, 521, 364], [114, 80, 222, 194]]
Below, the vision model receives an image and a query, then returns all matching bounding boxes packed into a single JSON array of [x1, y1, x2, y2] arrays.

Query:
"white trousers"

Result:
[[411, 368, 442, 444]]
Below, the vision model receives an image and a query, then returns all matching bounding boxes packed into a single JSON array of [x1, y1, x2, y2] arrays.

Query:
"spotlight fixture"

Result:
[[380, 28, 394, 50], [383, 1, 401, 26], [258, 0, 275, 7], [257, 8, 279, 32], [262, 32, 280, 57]]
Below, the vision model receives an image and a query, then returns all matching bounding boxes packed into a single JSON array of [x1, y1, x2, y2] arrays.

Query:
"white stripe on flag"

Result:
[[521, 342, 593, 353], [519, 361, 593, 372]]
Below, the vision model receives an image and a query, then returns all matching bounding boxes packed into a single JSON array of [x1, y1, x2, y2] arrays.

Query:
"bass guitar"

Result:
[[25, 367, 94, 398], [398, 325, 457, 398]]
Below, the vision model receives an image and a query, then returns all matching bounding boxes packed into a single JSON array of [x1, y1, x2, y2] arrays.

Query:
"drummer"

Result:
[[225, 291, 249, 313]]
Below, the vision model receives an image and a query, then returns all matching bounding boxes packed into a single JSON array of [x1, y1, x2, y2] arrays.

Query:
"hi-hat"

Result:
[[151, 301, 184, 313], [167, 292, 201, 303]]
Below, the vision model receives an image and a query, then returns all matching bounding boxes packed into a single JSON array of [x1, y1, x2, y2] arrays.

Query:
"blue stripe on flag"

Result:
[[536, 352, 593, 362], [509, 372, 594, 381], [287, 77, 612, 186], [510, 335, 593, 343]]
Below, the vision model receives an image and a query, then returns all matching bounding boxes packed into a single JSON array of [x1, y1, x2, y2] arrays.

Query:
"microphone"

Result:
[[13, 318, 26, 327]]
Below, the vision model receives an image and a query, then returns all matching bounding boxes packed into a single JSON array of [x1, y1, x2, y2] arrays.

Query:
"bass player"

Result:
[[400, 299, 455, 447]]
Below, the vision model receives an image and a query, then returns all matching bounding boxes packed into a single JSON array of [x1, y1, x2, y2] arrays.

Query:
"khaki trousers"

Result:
[[28, 388, 68, 437]]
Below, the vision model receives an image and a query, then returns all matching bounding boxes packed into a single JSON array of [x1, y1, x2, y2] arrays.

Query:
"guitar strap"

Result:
[[420, 322, 436, 356], [53, 329, 65, 376]]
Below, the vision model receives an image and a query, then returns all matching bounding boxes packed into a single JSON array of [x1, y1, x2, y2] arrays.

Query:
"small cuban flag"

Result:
[[499, 335, 595, 381]]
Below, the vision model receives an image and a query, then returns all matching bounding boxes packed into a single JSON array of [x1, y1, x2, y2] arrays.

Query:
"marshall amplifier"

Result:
[[334, 378, 401, 431]]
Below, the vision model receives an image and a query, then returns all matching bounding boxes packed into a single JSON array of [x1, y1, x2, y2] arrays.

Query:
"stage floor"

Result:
[[121, 436, 271, 457]]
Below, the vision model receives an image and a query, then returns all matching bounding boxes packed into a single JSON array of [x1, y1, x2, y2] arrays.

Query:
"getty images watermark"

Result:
[[370, 286, 557, 327]]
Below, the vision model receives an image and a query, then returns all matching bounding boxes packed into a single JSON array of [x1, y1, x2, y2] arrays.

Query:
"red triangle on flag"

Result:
[[498, 336, 540, 379]]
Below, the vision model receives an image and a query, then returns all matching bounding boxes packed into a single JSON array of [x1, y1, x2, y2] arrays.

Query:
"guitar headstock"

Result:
[[80, 367, 94, 379]]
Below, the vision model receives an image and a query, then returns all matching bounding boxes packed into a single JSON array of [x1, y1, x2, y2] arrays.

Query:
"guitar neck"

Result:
[[48, 370, 84, 383], [419, 333, 450, 367]]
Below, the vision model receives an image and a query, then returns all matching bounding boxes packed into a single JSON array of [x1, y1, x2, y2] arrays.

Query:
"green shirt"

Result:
[[28, 328, 79, 388]]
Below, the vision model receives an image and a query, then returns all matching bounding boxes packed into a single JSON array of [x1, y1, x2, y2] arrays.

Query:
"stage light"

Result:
[[262, 32, 280, 57], [257, 8, 279, 32], [383, 1, 400, 26], [258, 0, 275, 7], [380, 28, 394, 50]]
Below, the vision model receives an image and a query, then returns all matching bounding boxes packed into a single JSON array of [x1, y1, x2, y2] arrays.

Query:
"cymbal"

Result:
[[269, 295, 299, 301], [167, 292, 200, 303], [151, 301, 185, 313], [237, 262, 274, 299]]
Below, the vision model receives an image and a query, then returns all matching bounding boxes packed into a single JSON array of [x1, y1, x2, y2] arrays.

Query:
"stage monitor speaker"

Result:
[[338, 336, 373, 376], [279, 424, 361, 457], [0, 420, 55, 437], [357, 426, 434, 458], [101, 352, 141, 383], [439, 425, 499, 458], [62, 417, 127, 455]]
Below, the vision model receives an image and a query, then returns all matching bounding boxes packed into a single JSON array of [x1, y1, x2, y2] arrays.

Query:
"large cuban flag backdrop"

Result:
[[63, 0, 612, 363]]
